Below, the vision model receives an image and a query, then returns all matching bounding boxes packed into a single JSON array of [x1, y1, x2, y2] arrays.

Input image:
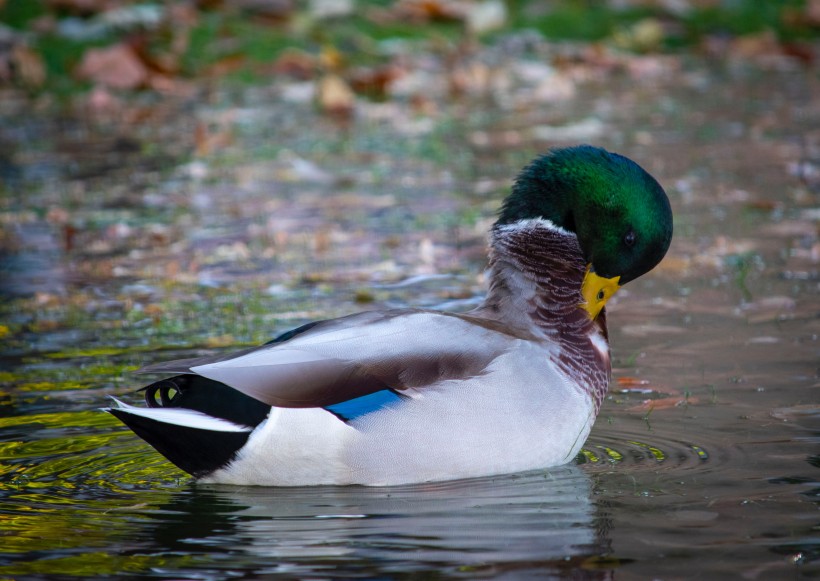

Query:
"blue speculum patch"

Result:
[[324, 389, 404, 421]]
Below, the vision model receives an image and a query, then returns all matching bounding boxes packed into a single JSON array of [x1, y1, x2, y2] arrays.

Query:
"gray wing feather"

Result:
[[137, 309, 513, 409], [137, 346, 262, 375]]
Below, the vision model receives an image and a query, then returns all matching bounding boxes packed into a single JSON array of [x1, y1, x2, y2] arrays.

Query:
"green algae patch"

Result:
[[16, 381, 87, 392], [0, 410, 119, 432], [0, 547, 195, 577], [44, 347, 129, 360]]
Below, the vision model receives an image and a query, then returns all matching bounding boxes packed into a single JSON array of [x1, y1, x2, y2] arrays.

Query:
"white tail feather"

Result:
[[106, 396, 253, 433]]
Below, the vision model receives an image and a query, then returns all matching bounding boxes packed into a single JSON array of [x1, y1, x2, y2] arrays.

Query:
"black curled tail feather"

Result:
[[144, 378, 184, 408], [108, 407, 252, 478], [141, 375, 270, 427], [110, 374, 272, 478]]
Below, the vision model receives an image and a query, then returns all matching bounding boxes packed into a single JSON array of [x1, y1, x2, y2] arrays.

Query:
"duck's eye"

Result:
[[624, 229, 636, 248]]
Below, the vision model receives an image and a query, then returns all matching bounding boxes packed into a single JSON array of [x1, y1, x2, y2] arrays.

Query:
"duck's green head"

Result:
[[497, 145, 673, 320]]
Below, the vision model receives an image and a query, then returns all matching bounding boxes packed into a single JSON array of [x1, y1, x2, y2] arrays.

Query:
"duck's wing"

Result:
[[138, 309, 517, 409], [135, 321, 330, 376]]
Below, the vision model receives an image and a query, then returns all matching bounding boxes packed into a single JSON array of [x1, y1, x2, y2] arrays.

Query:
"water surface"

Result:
[[0, 48, 818, 579]]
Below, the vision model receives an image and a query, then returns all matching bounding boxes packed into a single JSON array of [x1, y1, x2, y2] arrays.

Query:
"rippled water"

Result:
[[1, 53, 818, 579]]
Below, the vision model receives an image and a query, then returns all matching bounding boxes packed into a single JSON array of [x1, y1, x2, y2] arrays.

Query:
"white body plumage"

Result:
[[202, 319, 598, 486]]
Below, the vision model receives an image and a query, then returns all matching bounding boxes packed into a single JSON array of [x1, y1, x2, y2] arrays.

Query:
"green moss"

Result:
[[330, 14, 463, 44], [509, 0, 813, 46], [35, 35, 94, 82], [0, 0, 46, 29], [183, 12, 301, 78], [510, 1, 657, 42], [684, 1, 807, 41]]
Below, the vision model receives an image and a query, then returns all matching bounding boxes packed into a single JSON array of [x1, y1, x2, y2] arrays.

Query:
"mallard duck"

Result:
[[108, 145, 673, 486]]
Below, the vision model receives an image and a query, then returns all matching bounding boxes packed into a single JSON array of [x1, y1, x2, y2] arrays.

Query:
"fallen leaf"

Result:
[[76, 43, 149, 90], [616, 377, 651, 388], [12, 45, 46, 88], [348, 65, 401, 99], [316, 73, 355, 117], [131, 36, 181, 76], [272, 49, 317, 79], [388, 0, 468, 23], [205, 53, 247, 77], [807, 0, 820, 25]]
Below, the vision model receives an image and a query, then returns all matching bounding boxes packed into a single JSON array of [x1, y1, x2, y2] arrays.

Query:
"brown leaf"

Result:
[[12, 45, 46, 88], [143, 303, 164, 322], [76, 43, 149, 90], [348, 65, 401, 99], [729, 30, 790, 63], [390, 0, 468, 23], [205, 54, 247, 77], [146, 73, 195, 96], [616, 377, 651, 388], [132, 39, 180, 75], [271, 49, 317, 79], [806, 0, 820, 25]]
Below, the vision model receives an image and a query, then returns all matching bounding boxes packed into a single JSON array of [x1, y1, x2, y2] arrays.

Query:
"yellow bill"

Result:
[[581, 266, 621, 320]]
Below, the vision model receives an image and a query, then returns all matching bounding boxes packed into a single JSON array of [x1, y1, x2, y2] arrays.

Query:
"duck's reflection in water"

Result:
[[147, 464, 615, 578]]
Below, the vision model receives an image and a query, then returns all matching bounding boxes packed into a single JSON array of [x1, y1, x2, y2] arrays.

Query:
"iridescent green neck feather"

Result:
[[497, 145, 673, 285]]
